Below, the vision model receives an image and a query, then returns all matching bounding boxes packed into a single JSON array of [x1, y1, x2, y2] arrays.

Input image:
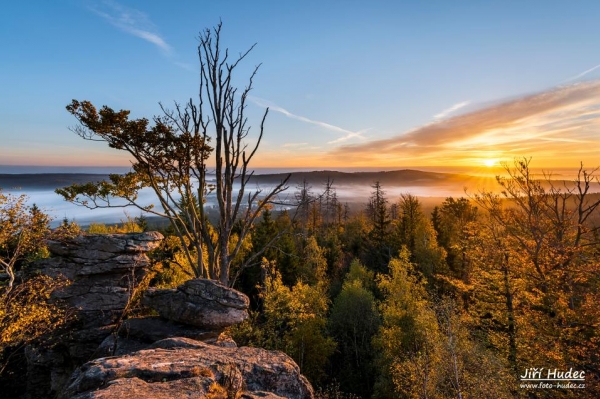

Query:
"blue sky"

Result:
[[2, 1, 600, 169]]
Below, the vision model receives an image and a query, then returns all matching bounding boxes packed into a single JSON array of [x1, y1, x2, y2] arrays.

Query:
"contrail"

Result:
[[250, 96, 366, 142], [564, 63, 600, 82], [434, 101, 470, 120]]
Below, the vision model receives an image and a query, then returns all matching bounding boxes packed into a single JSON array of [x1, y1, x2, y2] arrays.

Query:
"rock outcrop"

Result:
[[36, 232, 164, 328], [60, 337, 313, 399], [23, 232, 313, 399], [26, 232, 163, 398]]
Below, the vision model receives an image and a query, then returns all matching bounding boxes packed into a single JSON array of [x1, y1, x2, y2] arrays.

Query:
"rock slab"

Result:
[[142, 278, 250, 329], [61, 337, 313, 399]]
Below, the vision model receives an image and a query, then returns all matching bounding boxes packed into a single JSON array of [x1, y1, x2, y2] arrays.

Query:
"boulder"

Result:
[[60, 337, 313, 399], [142, 279, 250, 329]]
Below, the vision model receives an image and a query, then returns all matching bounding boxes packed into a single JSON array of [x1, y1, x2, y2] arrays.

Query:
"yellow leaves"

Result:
[[296, 236, 328, 286], [87, 214, 143, 234], [0, 275, 70, 350], [435, 274, 474, 295], [0, 190, 51, 284], [255, 259, 335, 383], [261, 259, 329, 327]]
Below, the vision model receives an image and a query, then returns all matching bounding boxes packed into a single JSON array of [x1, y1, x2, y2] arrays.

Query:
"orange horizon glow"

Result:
[[3, 155, 593, 172], [5, 81, 600, 173]]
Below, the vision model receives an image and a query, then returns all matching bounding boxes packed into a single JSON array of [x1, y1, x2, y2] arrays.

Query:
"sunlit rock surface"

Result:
[[61, 338, 313, 399]]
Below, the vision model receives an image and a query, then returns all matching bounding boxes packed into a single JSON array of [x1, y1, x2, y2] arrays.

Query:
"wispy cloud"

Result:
[[328, 128, 372, 144], [173, 61, 196, 72], [331, 81, 600, 167], [564, 63, 600, 82], [434, 101, 470, 119], [89, 0, 171, 54], [250, 96, 367, 143], [282, 142, 308, 148]]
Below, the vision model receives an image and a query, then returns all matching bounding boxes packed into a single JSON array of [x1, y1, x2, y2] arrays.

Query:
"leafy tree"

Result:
[[87, 213, 144, 234], [150, 235, 197, 289], [0, 274, 71, 390], [373, 248, 441, 399], [432, 197, 478, 281], [464, 216, 524, 372], [374, 250, 513, 399], [329, 260, 379, 397], [247, 260, 335, 385], [297, 236, 328, 286], [471, 158, 600, 394], [344, 258, 377, 293], [0, 191, 50, 291], [0, 197, 71, 391], [434, 298, 514, 399], [57, 22, 289, 285], [51, 218, 82, 241]]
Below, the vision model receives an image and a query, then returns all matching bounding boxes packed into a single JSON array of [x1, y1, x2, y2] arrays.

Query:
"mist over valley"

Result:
[[0, 167, 591, 227]]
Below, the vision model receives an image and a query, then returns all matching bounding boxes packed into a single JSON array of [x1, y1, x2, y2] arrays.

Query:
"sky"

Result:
[[2, 0, 600, 171]]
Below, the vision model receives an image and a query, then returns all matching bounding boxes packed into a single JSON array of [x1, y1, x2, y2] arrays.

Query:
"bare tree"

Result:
[[58, 22, 289, 286]]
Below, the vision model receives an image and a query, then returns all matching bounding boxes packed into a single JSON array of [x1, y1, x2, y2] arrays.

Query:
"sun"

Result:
[[483, 158, 499, 167]]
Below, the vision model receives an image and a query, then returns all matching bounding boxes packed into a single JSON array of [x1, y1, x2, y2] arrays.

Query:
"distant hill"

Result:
[[0, 169, 489, 191], [0, 174, 111, 190], [247, 169, 485, 186]]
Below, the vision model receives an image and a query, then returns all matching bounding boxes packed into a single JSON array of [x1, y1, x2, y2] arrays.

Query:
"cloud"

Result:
[[331, 81, 600, 166], [282, 142, 308, 148], [173, 61, 196, 72], [328, 128, 372, 144], [434, 101, 470, 120], [89, 0, 171, 54], [250, 96, 367, 143]]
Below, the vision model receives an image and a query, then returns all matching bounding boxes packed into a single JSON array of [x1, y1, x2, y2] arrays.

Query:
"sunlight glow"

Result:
[[483, 158, 499, 167]]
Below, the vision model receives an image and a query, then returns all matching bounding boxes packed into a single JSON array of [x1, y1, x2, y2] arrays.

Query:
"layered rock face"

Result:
[[26, 232, 313, 399], [37, 232, 164, 328], [27, 232, 164, 398]]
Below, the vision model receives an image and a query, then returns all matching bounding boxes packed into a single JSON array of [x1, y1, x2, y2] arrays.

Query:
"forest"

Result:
[[2, 158, 599, 398], [225, 158, 600, 399]]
